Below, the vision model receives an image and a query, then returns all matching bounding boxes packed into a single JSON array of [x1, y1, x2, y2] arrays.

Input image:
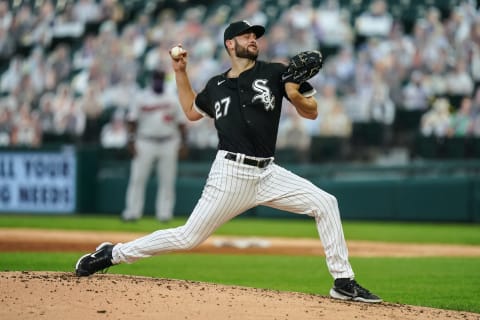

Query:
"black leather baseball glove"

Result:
[[282, 50, 323, 84]]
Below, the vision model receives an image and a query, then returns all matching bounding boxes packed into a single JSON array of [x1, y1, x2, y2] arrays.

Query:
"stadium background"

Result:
[[0, 0, 479, 222]]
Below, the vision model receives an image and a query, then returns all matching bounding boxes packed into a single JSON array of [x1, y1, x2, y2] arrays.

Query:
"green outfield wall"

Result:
[[92, 152, 480, 223], [1, 146, 479, 222]]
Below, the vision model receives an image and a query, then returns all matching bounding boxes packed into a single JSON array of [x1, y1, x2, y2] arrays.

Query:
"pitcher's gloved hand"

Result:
[[282, 50, 323, 84]]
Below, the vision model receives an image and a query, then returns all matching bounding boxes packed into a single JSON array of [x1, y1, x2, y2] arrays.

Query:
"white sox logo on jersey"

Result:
[[252, 79, 275, 111]]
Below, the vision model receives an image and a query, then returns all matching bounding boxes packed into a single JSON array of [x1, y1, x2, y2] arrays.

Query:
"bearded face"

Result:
[[233, 37, 258, 60]]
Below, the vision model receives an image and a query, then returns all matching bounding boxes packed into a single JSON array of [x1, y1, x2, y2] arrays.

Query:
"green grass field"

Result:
[[0, 214, 479, 314]]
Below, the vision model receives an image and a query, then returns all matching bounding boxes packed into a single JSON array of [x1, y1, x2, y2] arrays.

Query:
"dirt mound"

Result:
[[1, 230, 479, 319], [1, 271, 478, 320]]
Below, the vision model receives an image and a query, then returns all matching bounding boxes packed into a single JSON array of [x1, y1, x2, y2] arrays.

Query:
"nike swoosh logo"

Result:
[[217, 80, 226, 85], [281, 74, 291, 81]]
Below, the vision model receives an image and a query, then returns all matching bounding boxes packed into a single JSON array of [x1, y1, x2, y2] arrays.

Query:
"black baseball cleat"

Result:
[[329, 278, 382, 303], [75, 242, 114, 276]]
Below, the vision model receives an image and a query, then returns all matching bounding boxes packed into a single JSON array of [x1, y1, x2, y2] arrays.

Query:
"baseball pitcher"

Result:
[[76, 20, 381, 304]]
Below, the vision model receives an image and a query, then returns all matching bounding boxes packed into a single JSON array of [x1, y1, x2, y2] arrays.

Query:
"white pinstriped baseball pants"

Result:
[[112, 150, 354, 279]]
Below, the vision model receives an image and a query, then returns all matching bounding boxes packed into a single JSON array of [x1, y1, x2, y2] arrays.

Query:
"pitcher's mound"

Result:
[[0, 271, 478, 320]]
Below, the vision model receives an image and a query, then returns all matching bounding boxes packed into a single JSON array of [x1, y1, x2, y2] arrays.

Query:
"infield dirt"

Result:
[[1, 229, 479, 320]]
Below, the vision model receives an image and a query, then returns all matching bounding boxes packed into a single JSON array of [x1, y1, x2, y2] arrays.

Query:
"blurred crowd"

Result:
[[1, 0, 480, 162]]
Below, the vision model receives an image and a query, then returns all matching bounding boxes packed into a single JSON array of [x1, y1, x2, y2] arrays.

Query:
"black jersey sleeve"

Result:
[[194, 83, 215, 118]]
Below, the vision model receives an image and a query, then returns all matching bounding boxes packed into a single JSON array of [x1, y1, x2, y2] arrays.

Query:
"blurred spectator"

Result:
[[135, 13, 151, 37], [383, 24, 411, 103], [288, 27, 318, 56], [420, 98, 452, 137], [188, 34, 222, 91], [423, 60, 449, 98], [467, 18, 480, 89], [448, 96, 473, 137], [284, 0, 315, 32], [10, 5, 35, 51], [0, 56, 23, 93], [71, 58, 108, 95], [77, 83, 104, 143], [277, 106, 311, 150], [50, 82, 84, 139], [317, 82, 340, 115], [101, 72, 138, 110], [0, 107, 12, 146], [72, 0, 102, 24], [186, 118, 218, 148], [120, 23, 147, 60], [47, 44, 73, 85], [25, 47, 49, 94], [388, 23, 416, 74], [331, 46, 355, 94], [423, 6, 445, 38], [340, 86, 362, 124], [314, 0, 353, 48], [355, 0, 393, 39], [177, 7, 205, 48], [11, 103, 42, 147], [190, 28, 217, 64], [232, 0, 267, 27], [370, 79, 395, 125], [471, 89, 480, 137], [0, 25, 15, 59], [0, 94, 17, 111], [445, 1, 475, 46], [266, 23, 289, 60], [402, 71, 429, 111], [446, 60, 474, 96], [367, 71, 395, 149], [100, 109, 128, 148], [54, 99, 85, 138], [0, 1, 12, 31], [202, 5, 229, 50], [147, 9, 177, 46], [30, 0, 55, 49], [343, 51, 377, 123], [319, 102, 352, 137], [420, 11, 451, 73], [144, 45, 166, 72], [99, 0, 125, 23], [107, 37, 139, 86], [52, 2, 84, 39], [51, 83, 75, 115], [12, 74, 39, 107], [72, 34, 97, 70], [38, 92, 56, 136]]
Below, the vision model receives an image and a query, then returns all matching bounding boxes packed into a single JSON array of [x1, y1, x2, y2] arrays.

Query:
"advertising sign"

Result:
[[0, 148, 76, 213]]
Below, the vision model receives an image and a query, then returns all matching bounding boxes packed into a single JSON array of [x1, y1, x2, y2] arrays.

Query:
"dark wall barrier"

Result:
[[93, 158, 480, 222], [255, 177, 475, 222]]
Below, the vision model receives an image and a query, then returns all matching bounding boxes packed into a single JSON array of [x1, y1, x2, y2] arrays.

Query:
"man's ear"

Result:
[[225, 39, 234, 50]]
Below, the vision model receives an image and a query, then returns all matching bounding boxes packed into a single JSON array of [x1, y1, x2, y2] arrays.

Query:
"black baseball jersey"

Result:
[[195, 60, 288, 158]]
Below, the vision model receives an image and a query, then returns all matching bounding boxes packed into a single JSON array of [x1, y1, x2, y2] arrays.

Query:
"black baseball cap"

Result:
[[223, 20, 265, 46]]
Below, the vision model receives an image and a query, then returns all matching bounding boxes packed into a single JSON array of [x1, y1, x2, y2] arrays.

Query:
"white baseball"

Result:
[[170, 46, 185, 59]]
